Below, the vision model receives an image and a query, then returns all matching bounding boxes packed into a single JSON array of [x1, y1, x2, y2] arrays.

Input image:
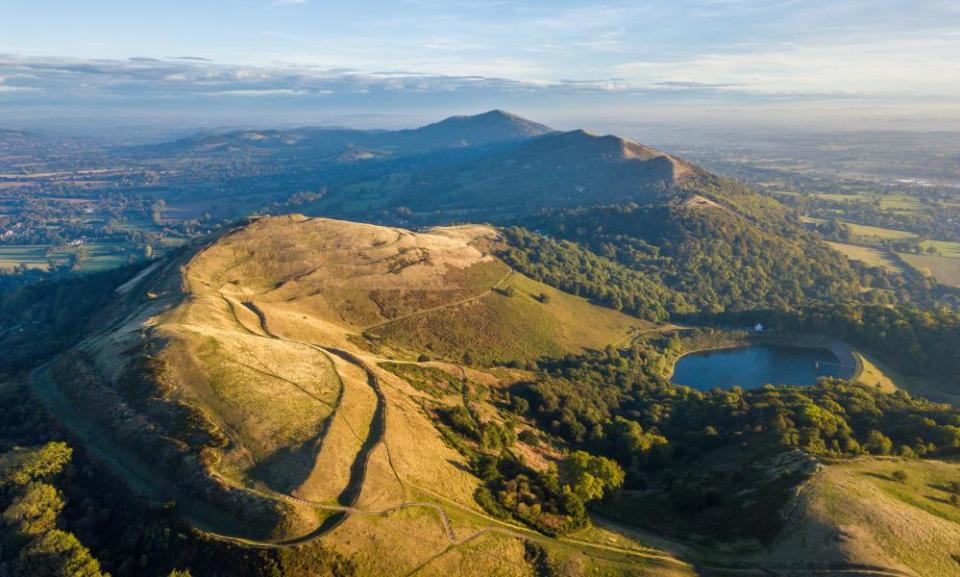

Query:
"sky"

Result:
[[2, 0, 960, 135]]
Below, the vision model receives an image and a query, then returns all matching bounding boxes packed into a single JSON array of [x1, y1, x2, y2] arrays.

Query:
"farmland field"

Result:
[[0, 242, 139, 272], [920, 239, 960, 258], [811, 192, 869, 202], [897, 253, 960, 288], [826, 241, 904, 272], [879, 194, 925, 212], [846, 222, 918, 240]]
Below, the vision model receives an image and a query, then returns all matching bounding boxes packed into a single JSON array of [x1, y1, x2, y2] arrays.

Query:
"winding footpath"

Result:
[[219, 298, 689, 571]]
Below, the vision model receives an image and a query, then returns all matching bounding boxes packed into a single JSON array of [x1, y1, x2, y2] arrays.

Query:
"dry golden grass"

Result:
[[293, 354, 377, 503], [372, 362, 482, 509], [853, 352, 899, 393], [899, 252, 960, 288], [66, 215, 702, 568], [405, 531, 532, 577], [326, 507, 456, 577], [739, 457, 960, 577]]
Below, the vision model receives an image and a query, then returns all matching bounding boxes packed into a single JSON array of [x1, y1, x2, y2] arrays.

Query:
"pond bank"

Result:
[[668, 331, 865, 388]]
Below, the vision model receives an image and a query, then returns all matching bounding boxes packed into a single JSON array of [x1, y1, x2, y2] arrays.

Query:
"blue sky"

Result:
[[2, 0, 959, 132]]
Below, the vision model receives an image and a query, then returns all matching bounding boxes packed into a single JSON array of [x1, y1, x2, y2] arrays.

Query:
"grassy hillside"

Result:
[[27, 215, 693, 575], [25, 214, 960, 577], [368, 271, 650, 365], [748, 457, 960, 577]]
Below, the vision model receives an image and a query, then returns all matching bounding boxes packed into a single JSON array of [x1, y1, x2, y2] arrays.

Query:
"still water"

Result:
[[671, 345, 855, 390]]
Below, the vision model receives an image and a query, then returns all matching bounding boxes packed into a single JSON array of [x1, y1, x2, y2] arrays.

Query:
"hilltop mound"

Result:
[[25, 215, 960, 577], [130, 110, 553, 159], [399, 109, 555, 148], [36, 216, 651, 548]]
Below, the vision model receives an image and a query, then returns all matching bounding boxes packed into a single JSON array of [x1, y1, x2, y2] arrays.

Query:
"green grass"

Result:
[[880, 194, 925, 212], [919, 240, 960, 258], [0, 242, 135, 272], [825, 241, 904, 273], [368, 272, 645, 366], [846, 222, 918, 240], [823, 458, 960, 577], [811, 192, 869, 202], [379, 362, 463, 398], [370, 287, 566, 365]]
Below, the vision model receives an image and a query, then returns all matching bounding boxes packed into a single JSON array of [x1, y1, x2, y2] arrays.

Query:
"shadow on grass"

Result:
[[926, 494, 952, 505], [929, 482, 960, 494], [861, 471, 894, 482], [250, 432, 328, 494], [446, 458, 473, 474]]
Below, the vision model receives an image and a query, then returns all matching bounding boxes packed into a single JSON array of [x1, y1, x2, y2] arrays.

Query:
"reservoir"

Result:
[[671, 345, 855, 390]]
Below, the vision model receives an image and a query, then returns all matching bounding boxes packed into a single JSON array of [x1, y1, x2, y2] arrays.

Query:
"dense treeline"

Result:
[[388, 364, 626, 536], [0, 265, 143, 380], [0, 442, 106, 576], [513, 348, 960, 487], [514, 201, 861, 313], [708, 304, 960, 391], [498, 227, 681, 319]]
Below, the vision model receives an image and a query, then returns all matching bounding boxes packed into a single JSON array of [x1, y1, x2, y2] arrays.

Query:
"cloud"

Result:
[[0, 52, 956, 132], [0, 53, 925, 104]]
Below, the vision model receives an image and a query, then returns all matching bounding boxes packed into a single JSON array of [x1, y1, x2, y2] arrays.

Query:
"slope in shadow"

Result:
[[241, 301, 389, 542]]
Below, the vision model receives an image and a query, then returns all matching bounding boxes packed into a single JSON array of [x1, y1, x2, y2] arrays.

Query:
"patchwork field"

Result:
[[0, 242, 132, 272], [846, 221, 918, 241], [920, 239, 960, 258], [826, 241, 904, 272], [898, 252, 960, 288]]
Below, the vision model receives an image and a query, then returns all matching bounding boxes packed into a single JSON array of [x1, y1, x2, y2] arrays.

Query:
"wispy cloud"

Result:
[[0, 54, 821, 100], [1, 1, 959, 129]]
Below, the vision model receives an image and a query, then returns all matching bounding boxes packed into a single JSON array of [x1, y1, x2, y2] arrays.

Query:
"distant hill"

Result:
[[128, 110, 553, 159], [390, 129, 697, 214], [392, 109, 554, 149]]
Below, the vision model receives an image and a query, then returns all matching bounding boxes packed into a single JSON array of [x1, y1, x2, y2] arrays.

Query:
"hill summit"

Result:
[[405, 109, 555, 147], [37, 216, 649, 545]]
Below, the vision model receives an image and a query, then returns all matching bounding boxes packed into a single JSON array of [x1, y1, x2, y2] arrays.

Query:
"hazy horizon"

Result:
[[3, 0, 960, 136]]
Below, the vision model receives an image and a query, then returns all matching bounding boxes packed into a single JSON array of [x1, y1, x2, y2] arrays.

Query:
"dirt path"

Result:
[[611, 322, 691, 349], [220, 298, 690, 568], [30, 273, 913, 575], [361, 269, 514, 334]]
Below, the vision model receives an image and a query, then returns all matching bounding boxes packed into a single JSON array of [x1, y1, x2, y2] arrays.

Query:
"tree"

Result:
[[0, 442, 72, 487], [2, 482, 64, 536], [17, 528, 106, 577], [864, 430, 893, 455], [559, 451, 624, 502]]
